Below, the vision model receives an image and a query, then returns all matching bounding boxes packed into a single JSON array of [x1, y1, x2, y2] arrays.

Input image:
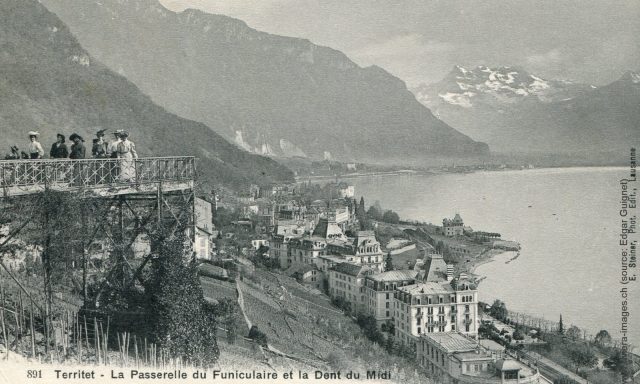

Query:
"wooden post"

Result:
[[0, 285, 8, 359], [82, 202, 88, 305]]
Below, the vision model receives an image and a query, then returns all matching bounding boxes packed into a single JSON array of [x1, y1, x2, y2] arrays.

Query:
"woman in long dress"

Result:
[[27, 131, 44, 159], [117, 131, 138, 181]]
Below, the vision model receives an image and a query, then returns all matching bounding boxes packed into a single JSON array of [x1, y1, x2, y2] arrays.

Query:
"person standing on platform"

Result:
[[69, 133, 86, 185], [107, 129, 123, 158], [117, 131, 138, 181], [69, 134, 86, 159], [50, 134, 69, 159], [27, 131, 44, 159], [107, 129, 123, 182], [92, 129, 109, 158]]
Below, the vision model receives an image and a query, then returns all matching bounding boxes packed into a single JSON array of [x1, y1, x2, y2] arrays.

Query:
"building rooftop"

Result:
[[422, 332, 478, 353], [331, 262, 370, 277], [453, 350, 494, 362], [422, 253, 449, 282], [312, 217, 346, 240], [494, 359, 523, 372], [318, 254, 347, 263], [398, 281, 454, 295], [478, 339, 505, 352], [367, 270, 417, 282]]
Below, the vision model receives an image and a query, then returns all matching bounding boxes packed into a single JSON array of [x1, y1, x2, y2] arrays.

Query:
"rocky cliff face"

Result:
[[41, 0, 489, 164], [0, 0, 294, 188]]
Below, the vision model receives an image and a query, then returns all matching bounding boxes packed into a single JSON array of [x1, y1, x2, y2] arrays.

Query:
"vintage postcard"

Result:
[[0, 0, 638, 383]]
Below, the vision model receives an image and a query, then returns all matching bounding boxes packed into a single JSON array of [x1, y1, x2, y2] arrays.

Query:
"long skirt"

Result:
[[119, 157, 136, 182]]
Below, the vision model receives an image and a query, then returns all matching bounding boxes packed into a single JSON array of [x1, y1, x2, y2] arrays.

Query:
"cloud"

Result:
[[526, 48, 563, 70], [349, 34, 457, 85], [353, 34, 454, 63]]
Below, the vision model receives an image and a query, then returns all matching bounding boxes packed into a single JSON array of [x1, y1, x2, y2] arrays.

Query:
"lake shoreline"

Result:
[[349, 166, 635, 341]]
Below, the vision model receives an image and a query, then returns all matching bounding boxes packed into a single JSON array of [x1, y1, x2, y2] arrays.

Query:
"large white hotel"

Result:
[[393, 254, 479, 345]]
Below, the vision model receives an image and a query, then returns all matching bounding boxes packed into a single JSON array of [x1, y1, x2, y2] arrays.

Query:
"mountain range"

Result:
[[40, 0, 489, 165], [412, 65, 640, 158], [0, 0, 294, 188]]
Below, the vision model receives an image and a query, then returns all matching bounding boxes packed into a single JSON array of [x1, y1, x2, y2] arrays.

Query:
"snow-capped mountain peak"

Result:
[[412, 65, 592, 108]]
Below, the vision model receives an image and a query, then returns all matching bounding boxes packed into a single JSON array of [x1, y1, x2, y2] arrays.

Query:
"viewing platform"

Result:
[[0, 156, 196, 198]]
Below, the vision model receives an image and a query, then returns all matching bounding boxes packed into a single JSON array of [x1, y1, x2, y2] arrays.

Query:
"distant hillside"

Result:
[[41, 0, 488, 165], [0, 0, 294, 188], [412, 65, 639, 160]]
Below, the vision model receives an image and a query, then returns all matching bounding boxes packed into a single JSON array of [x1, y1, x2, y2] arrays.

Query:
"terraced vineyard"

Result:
[[238, 269, 434, 384]]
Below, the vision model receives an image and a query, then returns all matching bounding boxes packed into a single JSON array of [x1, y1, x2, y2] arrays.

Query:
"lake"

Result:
[[349, 167, 638, 342]]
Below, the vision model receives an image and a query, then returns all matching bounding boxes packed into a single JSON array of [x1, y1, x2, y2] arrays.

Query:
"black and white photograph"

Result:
[[0, 1, 638, 383]]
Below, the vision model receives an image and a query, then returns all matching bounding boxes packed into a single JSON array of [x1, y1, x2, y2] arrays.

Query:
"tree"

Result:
[[367, 205, 383, 221], [605, 348, 635, 379], [558, 314, 564, 334], [565, 325, 582, 340], [489, 300, 508, 321], [384, 252, 394, 271], [513, 326, 525, 341], [358, 197, 366, 216], [566, 343, 597, 373], [248, 325, 268, 346], [382, 210, 400, 224], [356, 197, 371, 230], [384, 334, 395, 353], [356, 313, 384, 345], [594, 329, 611, 347], [145, 233, 219, 365]]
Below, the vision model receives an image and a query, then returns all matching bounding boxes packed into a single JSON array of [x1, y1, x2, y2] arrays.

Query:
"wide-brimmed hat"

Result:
[[69, 133, 84, 142], [119, 130, 129, 137], [27, 131, 39, 137], [96, 129, 108, 137], [113, 129, 123, 136], [56, 133, 65, 142]]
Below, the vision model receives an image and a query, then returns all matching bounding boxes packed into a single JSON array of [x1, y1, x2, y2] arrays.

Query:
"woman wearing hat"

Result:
[[92, 129, 109, 158], [27, 131, 44, 159], [50, 134, 69, 159], [69, 133, 86, 159], [117, 131, 138, 181]]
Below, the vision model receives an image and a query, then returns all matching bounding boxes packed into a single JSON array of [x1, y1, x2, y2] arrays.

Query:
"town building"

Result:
[[417, 332, 541, 384], [194, 197, 214, 260], [328, 262, 374, 314], [337, 182, 355, 198], [287, 236, 327, 266], [327, 207, 351, 231], [270, 221, 305, 269], [363, 270, 417, 325], [285, 262, 322, 290], [251, 238, 269, 251], [394, 254, 479, 345], [326, 231, 385, 272], [443, 214, 464, 237]]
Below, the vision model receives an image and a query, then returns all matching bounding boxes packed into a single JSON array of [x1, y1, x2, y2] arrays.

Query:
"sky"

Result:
[[160, 0, 640, 87]]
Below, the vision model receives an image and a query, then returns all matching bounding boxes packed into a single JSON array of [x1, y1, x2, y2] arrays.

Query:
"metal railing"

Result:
[[0, 157, 195, 193]]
